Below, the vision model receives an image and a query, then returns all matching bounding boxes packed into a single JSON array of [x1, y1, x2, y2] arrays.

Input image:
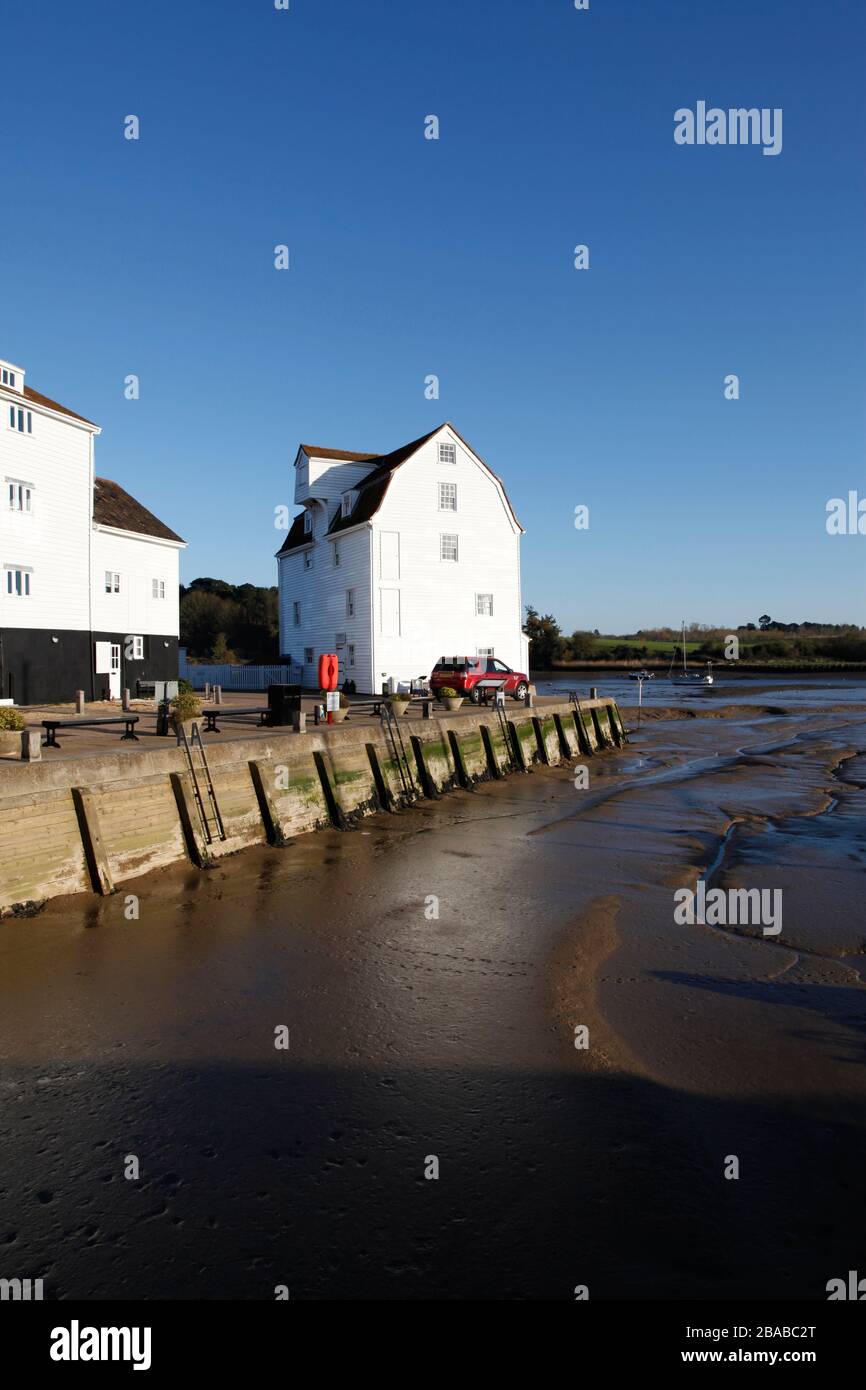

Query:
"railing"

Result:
[[180, 660, 303, 691]]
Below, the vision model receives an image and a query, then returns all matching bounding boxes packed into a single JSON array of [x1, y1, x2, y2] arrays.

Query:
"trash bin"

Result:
[[156, 699, 171, 736], [268, 684, 302, 727]]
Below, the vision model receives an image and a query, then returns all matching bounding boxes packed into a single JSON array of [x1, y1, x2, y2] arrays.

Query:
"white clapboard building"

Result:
[[0, 355, 185, 705], [277, 423, 526, 692]]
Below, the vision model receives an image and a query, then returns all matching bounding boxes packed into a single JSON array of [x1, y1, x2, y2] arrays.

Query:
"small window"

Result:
[[438, 482, 457, 511], [7, 479, 32, 512], [293, 601, 301, 627], [1, 369, 15, 386], [347, 643, 355, 668], [129, 635, 144, 660], [304, 647, 314, 664], [476, 593, 493, 616], [8, 406, 32, 434], [5, 567, 31, 597], [333, 540, 341, 567], [341, 492, 354, 518], [477, 647, 494, 659], [438, 442, 456, 465], [303, 509, 313, 535], [105, 571, 121, 593], [346, 588, 355, 618], [440, 533, 458, 562], [304, 550, 313, 570], [152, 578, 165, 599]]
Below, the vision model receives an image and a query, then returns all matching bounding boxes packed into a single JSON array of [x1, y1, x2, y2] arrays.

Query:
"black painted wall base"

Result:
[[0, 628, 179, 706]]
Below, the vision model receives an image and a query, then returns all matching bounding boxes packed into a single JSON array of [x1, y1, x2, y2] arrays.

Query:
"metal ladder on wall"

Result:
[[379, 704, 416, 798], [493, 694, 517, 770], [179, 721, 226, 844]]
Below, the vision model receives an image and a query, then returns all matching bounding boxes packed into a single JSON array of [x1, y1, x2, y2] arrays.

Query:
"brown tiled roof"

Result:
[[22, 384, 97, 426], [299, 444, 380, 462], [276, 511, 310, 556], [93, 477, 185, 543]]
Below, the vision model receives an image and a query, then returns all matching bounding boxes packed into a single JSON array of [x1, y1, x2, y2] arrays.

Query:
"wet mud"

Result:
[[0, 705, 864, 1299]]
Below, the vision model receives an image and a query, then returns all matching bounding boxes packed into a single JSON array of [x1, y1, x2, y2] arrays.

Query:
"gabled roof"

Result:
[[93, 477, 185, 543], [278, 423, 521, 557], [22, 384, 97, 427], [326, 425, 441, 535]]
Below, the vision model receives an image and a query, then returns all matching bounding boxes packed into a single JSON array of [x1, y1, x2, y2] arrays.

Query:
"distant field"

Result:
[[593, 637, 699, 653]]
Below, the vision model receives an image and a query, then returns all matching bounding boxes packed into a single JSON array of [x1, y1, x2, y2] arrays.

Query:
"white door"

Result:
[[109, 644, 121, 699], [380, 531, 400, 580], [380, 588, 400, 636]]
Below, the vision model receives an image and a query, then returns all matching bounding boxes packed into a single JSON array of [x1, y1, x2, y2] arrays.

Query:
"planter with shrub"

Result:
[[169, 690, 203, 743], [436, 686, 464, 711], [388, 693, 410, 716], [0, 707, 25, 757]]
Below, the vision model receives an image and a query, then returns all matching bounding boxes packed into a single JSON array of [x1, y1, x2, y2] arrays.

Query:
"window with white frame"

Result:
[[438, 442, 456, 465], [105, 571, 121, 593], [152, 578, 165, 599], [303, 509, 313, 535], [347, 643, 355, 668], [438, 482, 457, 511], [333, 540, 341, 567], [8, 406, 32, 434], [293, 601, 301, 626], [341, 492, 354, 518], [7, 479, 32, 512], [129, 635, 144, 660], [304, 550, 313, 570], [346, 588, 355, 618], [440, 533, 458, 562], [476, 593, 493, 616], [477, 647, 494, 659], [5, 566, 31, 597], [304, 647, 314, 664], [1, 368, 16, 387]]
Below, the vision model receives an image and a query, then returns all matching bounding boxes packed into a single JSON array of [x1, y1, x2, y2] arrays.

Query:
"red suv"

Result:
[[430, 656, 529, 704]]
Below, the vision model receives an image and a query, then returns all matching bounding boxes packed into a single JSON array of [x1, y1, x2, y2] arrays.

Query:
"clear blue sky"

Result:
[[2, 0, 863, 632]]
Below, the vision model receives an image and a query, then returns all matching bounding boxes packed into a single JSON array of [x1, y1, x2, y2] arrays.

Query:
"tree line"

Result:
[[524, 608, 866, 668], [180, 578, 279, 662]]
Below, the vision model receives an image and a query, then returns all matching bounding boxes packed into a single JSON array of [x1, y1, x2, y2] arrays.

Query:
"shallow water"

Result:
[[0, 705, 863, 1299], [537, 669, 866, 711]]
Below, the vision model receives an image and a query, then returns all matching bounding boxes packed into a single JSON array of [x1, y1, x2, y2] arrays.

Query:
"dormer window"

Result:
[[341, 491, 354, 519], [303, 509, 313, 536], [1, 369, 16, 388], [438, 442, 456, 465]]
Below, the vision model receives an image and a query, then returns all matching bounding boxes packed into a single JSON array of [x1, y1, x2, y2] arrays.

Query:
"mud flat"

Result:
[[0, 704, 863, 1299]]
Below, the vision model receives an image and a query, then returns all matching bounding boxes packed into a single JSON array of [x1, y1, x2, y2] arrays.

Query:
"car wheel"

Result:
[[513, 682, 528, 701], [468, 687, 482, 704]]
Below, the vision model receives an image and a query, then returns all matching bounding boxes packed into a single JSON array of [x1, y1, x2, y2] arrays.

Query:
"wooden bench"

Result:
[[343, 696, 431, 718], [42, 715, 140, 748], [202, 706, 269, 733]]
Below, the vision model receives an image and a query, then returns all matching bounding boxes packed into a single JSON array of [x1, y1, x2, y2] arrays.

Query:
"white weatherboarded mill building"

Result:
[[0, 354, 185, 705], [277, 424, 527, 693]]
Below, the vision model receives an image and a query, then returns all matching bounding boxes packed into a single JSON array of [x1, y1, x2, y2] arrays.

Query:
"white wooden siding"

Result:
[[278, 523, 373, 689], [90, 528, 181, 636], [0, 393, 95, 632], [371, 428, 523, 684]]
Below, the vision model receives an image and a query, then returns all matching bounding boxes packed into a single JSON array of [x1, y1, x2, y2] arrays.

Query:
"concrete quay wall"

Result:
[[0, 699, 626, 914]]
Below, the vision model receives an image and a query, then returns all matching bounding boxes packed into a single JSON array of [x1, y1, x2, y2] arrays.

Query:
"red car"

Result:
[[430, 656, 529, 704]]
